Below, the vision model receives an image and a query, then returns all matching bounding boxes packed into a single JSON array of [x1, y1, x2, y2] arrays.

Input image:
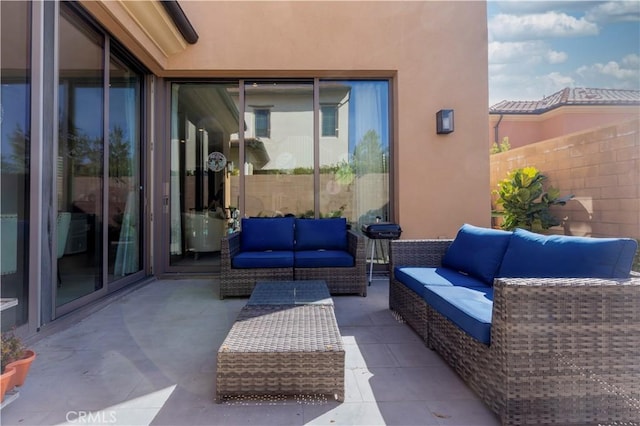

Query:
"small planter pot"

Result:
[[6, 349, 36, 387], [1, 366, 16, 402]]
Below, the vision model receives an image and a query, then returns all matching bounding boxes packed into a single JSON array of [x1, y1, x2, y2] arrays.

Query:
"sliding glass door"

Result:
[[57, 10, 105, 306], [169, 83, 239, 269], [56, 5, 144, 313], [1, 0, 31, 330], [107, 55, 142, 283], [242, 81, 315, 217], [164, 79, 390, 274]]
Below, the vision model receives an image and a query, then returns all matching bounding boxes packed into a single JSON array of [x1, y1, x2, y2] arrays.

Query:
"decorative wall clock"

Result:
[[208, 151, 227, 172]]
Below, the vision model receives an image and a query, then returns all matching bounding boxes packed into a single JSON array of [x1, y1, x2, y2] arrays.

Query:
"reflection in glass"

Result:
[[108, 56, 141, 281], [319, 81, 390, 228], [56, 11, 104, 306], [0, 0, 31, 330], [241, 81, 314, 217], [170, 83, 239, 267]]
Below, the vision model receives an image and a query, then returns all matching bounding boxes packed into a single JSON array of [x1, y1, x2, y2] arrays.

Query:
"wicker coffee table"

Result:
[[216, 280, 345, 402]]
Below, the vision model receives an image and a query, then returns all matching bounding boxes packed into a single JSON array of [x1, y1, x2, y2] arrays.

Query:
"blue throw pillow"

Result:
[[240, 217, 295, 251], [441, 224, 513, 285], [295, 218, 348, 251], [498, 228, 638, 278]]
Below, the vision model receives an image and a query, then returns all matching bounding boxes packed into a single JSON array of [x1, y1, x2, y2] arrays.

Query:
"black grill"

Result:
[[361, 223, 402, 240]]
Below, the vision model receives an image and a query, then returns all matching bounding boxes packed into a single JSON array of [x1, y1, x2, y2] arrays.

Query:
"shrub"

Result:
[[493, 166, 573, 232], [1, 330, 26, 373]]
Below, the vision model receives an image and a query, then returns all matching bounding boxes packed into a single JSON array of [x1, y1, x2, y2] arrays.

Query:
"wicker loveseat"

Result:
[[220, 217, 366, 299], [389, 224, 640, 425]]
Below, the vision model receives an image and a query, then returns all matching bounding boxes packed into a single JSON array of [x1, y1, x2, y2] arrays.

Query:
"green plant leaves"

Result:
[[493, 166, 574, 231]]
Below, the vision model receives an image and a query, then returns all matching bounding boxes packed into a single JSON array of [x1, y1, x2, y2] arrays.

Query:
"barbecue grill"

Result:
[[361, 221, 402, 285], [361, 223, 403, 240]]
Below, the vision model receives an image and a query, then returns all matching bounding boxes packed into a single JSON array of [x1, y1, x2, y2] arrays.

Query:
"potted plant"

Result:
[[1, 330, 36, 394], [0, 364, 15, 402]]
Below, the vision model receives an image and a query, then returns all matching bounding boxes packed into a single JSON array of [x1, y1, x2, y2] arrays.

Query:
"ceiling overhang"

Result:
[[117, 0, 187, 56]]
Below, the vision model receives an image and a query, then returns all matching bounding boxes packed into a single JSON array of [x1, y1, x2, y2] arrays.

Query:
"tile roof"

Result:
[[489, 87, 640, 114]]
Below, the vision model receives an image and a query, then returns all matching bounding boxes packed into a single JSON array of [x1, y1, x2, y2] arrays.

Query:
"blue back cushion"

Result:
[[295, 218, 347, 251], [499, 228, 638, 278], [240, 217, 295, 251], [442, 224, 513, 285]]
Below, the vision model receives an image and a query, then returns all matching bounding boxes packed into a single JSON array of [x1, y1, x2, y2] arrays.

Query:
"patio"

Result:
[[1, 277, 499, 426]]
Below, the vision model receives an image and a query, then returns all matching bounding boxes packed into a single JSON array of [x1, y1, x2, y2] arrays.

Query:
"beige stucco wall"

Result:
[[84, 0, 489, 239], [489, 106, 640, 149], [490, 118, 640, 240]]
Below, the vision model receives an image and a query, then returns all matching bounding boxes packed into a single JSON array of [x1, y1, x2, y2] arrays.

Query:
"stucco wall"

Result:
[[87, 0, 490, 239], [490, 118, 640, 240], [489, 106, 640, 149]]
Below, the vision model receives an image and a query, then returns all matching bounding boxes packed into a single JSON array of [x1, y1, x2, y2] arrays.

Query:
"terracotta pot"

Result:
[[6, 349, 36, 387], [1, 366, 16, 402]]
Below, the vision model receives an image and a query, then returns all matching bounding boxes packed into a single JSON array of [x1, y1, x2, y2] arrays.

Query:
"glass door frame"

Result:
[[156, 78, 394, 276]]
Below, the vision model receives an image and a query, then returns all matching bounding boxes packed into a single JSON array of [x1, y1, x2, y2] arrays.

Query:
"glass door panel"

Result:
[[169, 83, 239, 268], [107, 56, 142, 282], [242, 81, 314, 217], [56, 12, 104, 306], [319, 80, 390, 227], [1, 0, 31, 330]]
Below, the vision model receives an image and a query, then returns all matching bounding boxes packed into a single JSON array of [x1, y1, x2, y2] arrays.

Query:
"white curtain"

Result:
[[114, 190, 138, 275], [170, 85, 183, 255], [348, 81, 390, 230], [114, 75, 141, 276]]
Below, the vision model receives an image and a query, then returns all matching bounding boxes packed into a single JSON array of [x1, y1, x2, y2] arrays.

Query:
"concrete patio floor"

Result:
[[1, 277, 500, 426]]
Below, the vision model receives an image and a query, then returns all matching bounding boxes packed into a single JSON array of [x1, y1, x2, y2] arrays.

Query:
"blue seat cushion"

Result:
[[499, 228, 639, 278], [442, 224, 512, 285], [394, 267, 489, 296], [232, 251, 294, 268], [294, 250, 354, 268], [240, 217, 295, 251], [295, 218, 347, 251], [423, 285, 493, 345]]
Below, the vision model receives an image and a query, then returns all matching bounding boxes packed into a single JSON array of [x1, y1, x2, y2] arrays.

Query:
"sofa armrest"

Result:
[[347, 229, 366, 263], [389, 239, 453, 273], [491, 276, 640, 400], [220, 231, 241, 271]]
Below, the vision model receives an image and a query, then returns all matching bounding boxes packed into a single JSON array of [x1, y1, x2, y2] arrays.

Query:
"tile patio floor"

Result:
[[1, 277, 500, 426]]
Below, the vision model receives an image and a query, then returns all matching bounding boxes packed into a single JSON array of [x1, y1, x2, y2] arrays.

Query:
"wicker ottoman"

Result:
[[216, 304, 345, 402]]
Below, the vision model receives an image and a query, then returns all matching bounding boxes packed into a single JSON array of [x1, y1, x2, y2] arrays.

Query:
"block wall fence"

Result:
[[490, 118, 639, 240]]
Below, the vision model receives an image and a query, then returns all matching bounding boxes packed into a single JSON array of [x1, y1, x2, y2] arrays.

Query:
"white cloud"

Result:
[[585, 1, 640, 23], [577, 60, 640, 81], [489, 41, 568, 66], [622, 53, 640, 67], [489, 11, 599, 41], [494, 1, 602, 15], [489, 71, 576, 105], [543, 72, 575, 88], [546, 50, 568, 64]]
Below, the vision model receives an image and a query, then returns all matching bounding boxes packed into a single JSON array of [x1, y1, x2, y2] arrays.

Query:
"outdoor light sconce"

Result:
[[436, 109, 454, 134]]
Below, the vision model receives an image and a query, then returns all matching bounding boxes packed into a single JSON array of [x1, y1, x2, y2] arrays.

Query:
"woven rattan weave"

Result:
[[219, 229, 367, 299], [389, 238, 640, 425], [216, 281, 345, 403]]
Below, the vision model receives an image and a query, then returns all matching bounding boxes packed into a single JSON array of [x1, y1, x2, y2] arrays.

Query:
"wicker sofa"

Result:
[[389, 224, 640, 425], [220, 217, 366, 299]]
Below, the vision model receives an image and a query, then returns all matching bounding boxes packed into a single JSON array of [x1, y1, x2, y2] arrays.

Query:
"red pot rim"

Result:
[[5, 349, 36, 368]]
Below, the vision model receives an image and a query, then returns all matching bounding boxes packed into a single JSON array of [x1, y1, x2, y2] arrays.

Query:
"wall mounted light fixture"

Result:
[[436, 109, 454, 134]]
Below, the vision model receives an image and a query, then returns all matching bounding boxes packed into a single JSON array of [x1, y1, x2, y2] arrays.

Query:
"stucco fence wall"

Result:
[[490, 118, 639, 241]]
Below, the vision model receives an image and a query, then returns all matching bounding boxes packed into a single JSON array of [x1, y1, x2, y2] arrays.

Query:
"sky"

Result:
[[487, 0, 640, 106]]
